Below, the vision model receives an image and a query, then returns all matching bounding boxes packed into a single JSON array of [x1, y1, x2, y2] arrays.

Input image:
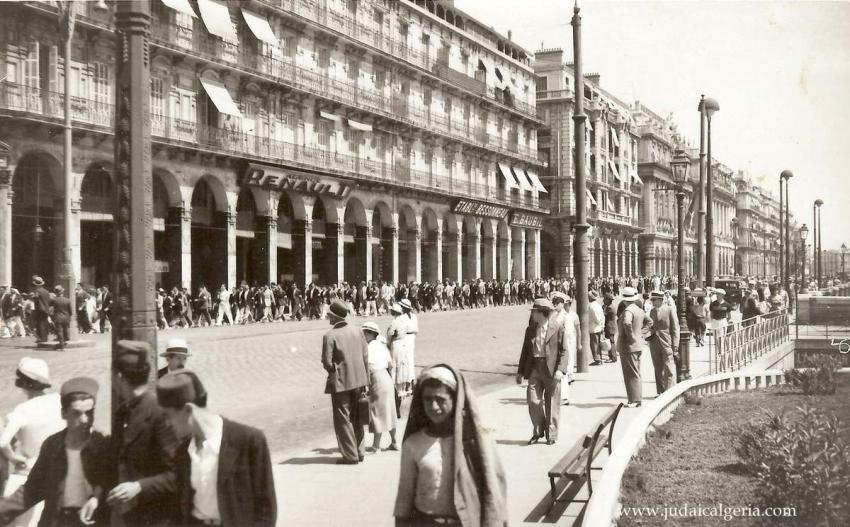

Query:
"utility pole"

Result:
[[571, 3, 590, 373]]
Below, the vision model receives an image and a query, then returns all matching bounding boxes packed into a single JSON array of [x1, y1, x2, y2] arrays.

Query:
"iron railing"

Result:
[[1, 81, 548, 212], [711, 308, 790, 373]]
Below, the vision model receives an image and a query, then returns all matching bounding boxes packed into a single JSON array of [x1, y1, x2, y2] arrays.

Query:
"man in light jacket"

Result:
[[648, 291, 680, 394], [617, 287, 652, 408], [588, 290, 605, 366]]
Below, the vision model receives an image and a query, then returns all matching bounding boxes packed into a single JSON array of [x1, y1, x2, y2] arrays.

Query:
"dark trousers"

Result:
[[526, 359, 561, 441], [55, 322, 70, 348], [589, 332, 602, 361], [331, 389, 365, 462], [56, 508, 85, 527], [195, 308, 212, 326], [99, 311, 110, 333], [619, 350, 642, 403], [35, 311, 49, 342]]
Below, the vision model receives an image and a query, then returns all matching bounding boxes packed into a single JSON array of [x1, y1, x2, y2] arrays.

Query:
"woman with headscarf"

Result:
[[362, 322, 399, 452], [394, 365, 507, 527], [387, 303, 411, 397]]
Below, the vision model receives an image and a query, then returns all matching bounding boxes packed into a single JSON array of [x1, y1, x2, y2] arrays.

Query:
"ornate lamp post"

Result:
[[800, 224, 809, 294], [671, 149, 692, 380], [780, 170, 793, 292], [703, 97, 719, 286], [696, 95, 706, 286], [814, 199, 823, 288], [730, 217, 738, 276]]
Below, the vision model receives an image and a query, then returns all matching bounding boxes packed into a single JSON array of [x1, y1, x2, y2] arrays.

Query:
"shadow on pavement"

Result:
[[523, 473, 587, 524], [278, 456, 339, 465], [498, 398, 527, 405], [495, 439, 532, 446], [569, 403, 618, 409]]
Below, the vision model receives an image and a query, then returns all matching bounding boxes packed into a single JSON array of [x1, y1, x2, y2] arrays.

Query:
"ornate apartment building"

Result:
[[0, 0, 549, 292], [734, 175, 784, 278], [534, 49, 642, 279]]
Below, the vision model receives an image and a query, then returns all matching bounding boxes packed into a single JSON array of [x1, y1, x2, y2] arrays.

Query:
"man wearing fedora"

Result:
[[617, 287, 652, 408], [647, 291, 679, 395], [108, 340, 180, 526], [322, 299, 370, 464], [158, 339, 191, 379], [31, 277, 51, 344], [516, 298, 568, 445], [157, 371, 276, 527]]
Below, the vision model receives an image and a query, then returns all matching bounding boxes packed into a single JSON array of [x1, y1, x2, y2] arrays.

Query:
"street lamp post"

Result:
[[800, 225, 809, 294], [697, 95, 707, 287], [704, 97, 719, 286], [671, 149, 692, 380], [781, 170, 793, 293], [814, 199, 823, 288], [731, 217, 738, 276]]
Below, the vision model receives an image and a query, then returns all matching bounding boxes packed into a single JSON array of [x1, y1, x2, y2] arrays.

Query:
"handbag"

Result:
[[357, 389, 371, 427]]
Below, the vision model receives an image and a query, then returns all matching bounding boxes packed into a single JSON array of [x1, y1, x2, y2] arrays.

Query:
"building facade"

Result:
[[0, 0, 550, 292], [534, 49, 642, 279], [734, 175, 782, 278]]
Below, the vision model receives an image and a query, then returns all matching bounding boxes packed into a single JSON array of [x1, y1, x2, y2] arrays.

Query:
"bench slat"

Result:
[[547, 435, 591, 477]]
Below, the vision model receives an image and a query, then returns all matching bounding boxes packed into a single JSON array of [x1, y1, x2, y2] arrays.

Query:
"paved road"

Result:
[[0, 305, 530, 455]]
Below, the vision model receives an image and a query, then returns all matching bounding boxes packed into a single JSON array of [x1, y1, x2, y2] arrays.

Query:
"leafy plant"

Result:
[[784, 356, 842, 395], [735, 406, 850, 526]]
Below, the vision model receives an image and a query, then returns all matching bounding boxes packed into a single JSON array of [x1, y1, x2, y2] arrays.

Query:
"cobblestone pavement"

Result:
[[0, 305, 529, 456]]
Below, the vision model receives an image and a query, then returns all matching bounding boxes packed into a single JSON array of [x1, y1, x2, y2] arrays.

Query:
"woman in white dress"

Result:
[[399, 299, 418, 393], [362, 322, 399, 452], [387, 303, 410, 396]]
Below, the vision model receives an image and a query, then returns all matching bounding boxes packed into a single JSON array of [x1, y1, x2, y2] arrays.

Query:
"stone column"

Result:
[[512, 229, 526, 280], [456, 219, 464, 283], [499, 228, 511, 280], [335, 221, 345, 285], [226, 210, 237, 290], [264, 216, 278, 284], [534, 229, 542, 279], [633, 241, 639, 276], [391, 213, 399, 285], [435, 222, 443, 281], [303, 219, 313, 287], [364, 209, 374, 283], [69, 194, 82, 284], [413, 217, 422, 283], [0, 168, 13, 287], [473, 220, 482, 280], [180, 206, 192, 290]]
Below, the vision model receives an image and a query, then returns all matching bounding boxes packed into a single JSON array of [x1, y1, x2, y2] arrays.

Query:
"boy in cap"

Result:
[[158, 338, 191, 379], [0, 377, 113, 527], [108, 340, 179, 527], [157, 371, 276, 527], [322, 300, 370, 464]]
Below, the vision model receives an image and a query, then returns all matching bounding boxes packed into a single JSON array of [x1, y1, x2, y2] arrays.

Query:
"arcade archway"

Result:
[[79, 163, 114, 289]]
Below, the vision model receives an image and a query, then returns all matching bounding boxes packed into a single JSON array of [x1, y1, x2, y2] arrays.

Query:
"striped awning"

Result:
[[241, 8, 278, 45], [197, 0, 237, 42], [161, 0, 197, 17], [586, 189, 598, 206], [498, 163, 519, 190], [609, 160, 621, 181], [526, 170, 548, 193], [511, 167, 534, 192], [200, 78, 241, 117], [347, 119, 372, 132]]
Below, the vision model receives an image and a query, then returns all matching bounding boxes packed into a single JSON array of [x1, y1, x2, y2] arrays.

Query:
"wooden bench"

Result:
[[547, 403, 623, 501]]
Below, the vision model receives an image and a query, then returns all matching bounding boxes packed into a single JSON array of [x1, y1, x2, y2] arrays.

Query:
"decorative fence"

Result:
[[710, 309, 790, 373]]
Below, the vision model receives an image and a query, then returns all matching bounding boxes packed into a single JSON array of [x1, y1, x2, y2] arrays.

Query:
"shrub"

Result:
[[784, 356, 842, 395], [735, 406, 850, 526]]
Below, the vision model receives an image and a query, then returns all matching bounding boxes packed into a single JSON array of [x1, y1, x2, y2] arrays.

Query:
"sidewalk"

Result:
[[274, 338, 713, 526]]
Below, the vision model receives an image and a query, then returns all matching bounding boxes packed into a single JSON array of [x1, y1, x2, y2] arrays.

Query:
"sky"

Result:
[[456, 0, 850, 250]]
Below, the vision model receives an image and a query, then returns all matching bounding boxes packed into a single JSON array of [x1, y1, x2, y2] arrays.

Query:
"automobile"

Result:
[[714, 277, 747, 305]]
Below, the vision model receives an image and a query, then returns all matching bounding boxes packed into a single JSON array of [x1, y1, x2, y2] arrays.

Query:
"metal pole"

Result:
[[697, 96, 706, 287], [571, 3, 591, 373], [676, 188, 691, 380], [112, 0, 157, 418], [817, 206, 822, 288], [800, 238, 807, 294], [62, 6, 79, 342], [783, 175, 791, 293], [706, 114, 714, 286], [779, 177, 783, 287]]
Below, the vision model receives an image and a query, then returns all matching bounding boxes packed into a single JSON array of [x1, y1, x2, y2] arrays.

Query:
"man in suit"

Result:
[[516, 298, 567, 445], [322, 299, 370, 464], [99, 286, 112, 333], [647, 291, 680, 395], [157, 371, 276, 527], [617, 287, 653, 408], [49, 285, 72, 350], [158, 338, 191, 379], [107, 340, 180, 526], [31, 276, 51, 343]]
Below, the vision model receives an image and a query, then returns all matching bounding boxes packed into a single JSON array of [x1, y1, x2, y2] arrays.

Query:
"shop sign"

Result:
[[509, 213, 544, 229], [244, 163, 352, 198], [453, 200, 509, 219]]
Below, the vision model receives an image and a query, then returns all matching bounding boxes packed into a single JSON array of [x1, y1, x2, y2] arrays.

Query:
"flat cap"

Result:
[[157, 370, 207, 409], [61, 377, 99, 400], [530, 298, 554, 312], [113, 340, 152, 372]]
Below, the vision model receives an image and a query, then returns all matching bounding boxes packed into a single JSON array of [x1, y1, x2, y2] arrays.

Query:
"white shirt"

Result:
[[189, 416, 224, 522], [367, 338, 393, 372], [61, 447, 92, 508], [0, 393, 64, 473], [589, 301, 604, 334]]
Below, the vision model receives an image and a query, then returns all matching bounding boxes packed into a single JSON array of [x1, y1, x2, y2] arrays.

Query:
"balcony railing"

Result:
[[536, 89, 574, 101], [148, 21, 541, 165], [256, 0, 540, 121], [1, 80, 548, 213], [592, 208, 637, 228]]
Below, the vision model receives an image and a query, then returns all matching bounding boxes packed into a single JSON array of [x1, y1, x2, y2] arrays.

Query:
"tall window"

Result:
[[317, 120, 331, 148], [317, 48, 330, 70], [92, 62, 109, 103], [535, 76, 547, 92], [150, 77, 165, 116], [347, 58, 359, 81], [284, 36, 297, 59]]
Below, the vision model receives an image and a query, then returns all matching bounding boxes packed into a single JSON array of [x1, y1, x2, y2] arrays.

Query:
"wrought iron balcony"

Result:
[[0, 80, 549, 213]]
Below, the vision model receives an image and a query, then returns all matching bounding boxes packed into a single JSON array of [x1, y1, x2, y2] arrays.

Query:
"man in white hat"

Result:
[[158, 338, 191, 379], [0, 358, 64, 500], [616, 287, 652, 408], [551, 291, 579, 404]]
